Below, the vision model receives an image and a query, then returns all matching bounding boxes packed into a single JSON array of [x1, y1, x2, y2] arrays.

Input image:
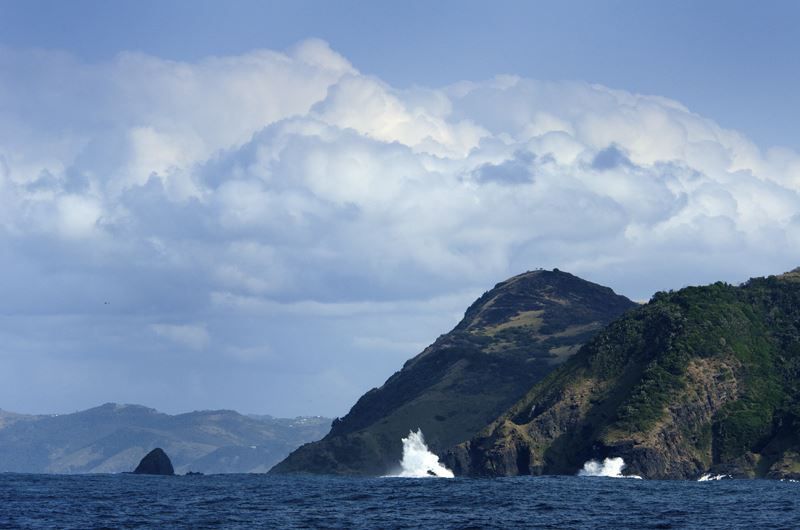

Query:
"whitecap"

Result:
[[698, 473, 730, 481]]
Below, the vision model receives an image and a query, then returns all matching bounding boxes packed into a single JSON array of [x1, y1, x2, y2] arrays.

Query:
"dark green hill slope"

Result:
[[446, 269, 800, 479], [271, 269, 636, 475]]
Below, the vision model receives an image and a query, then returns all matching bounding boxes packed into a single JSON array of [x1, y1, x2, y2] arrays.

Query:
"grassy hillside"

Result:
[[447, 269, 800, 479]]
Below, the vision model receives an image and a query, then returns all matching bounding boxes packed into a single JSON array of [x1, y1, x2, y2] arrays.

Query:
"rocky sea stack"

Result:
[[133, 448, 175, 475]]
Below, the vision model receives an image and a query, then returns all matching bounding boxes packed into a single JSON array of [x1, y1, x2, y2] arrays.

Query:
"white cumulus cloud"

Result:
[[1, 39, 799, 416]]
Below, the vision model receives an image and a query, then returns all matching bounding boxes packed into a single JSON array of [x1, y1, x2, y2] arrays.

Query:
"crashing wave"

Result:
[[578, 457, 642, 479], [698, 473, 730, 481], [386, 429, 454, 478]]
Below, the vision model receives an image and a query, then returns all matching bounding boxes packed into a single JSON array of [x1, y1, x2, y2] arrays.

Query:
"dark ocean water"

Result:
[[1, 473, 798, 529]]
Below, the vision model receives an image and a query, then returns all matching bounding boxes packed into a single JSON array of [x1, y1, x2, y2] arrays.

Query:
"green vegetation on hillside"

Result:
[[448, 269, 800, 479]]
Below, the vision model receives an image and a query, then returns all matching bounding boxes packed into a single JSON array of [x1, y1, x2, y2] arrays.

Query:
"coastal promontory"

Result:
[[446, 269, 800, 480], [272, 269, 636, 475]]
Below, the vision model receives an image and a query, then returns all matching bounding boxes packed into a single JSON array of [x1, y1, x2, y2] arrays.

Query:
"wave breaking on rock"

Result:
[[385, 429, 454, 478], [698, 473, 730, 481], [578, 457, 642, 479]]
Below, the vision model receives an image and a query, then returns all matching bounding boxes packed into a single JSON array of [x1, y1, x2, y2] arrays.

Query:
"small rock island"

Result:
[[133, 448, 175, 475]]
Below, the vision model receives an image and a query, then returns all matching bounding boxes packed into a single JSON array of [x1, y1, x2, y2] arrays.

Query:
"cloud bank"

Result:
[[1, 40, 799, 415]]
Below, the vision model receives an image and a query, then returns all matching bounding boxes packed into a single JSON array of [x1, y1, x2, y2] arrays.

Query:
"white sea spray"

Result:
[[698, 473, 730, 481], [385, 429, 454, 478], [578, 457, 642, 479]]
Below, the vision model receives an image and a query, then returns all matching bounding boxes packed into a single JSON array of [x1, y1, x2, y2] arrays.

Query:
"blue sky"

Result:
[[1, 1, 799, 417]]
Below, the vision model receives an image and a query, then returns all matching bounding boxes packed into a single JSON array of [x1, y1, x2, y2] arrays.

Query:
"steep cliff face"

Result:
[[271, 269, 636, 475], [447, 270, 800, 479]]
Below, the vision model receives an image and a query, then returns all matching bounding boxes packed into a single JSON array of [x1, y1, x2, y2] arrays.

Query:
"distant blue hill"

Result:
[[0, 403, 331, 474]]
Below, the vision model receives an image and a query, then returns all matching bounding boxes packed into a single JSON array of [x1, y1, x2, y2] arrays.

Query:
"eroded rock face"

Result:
[[767, 451, 800, 480], [447, 271, 800, 480], [133, 448, 174, 475]]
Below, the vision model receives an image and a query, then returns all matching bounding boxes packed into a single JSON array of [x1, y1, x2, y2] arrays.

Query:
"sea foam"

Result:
[[387, 429, 454, 478], [698, 473, 730, 481], [578, 457, 642, 479]]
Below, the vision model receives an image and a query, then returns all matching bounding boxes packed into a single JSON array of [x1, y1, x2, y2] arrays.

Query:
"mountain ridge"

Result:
[[0, 402, 331, 474]]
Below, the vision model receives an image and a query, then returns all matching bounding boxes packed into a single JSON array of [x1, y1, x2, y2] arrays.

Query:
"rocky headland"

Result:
[[272, 269, 636, 475], [445, 269, 800, 480]]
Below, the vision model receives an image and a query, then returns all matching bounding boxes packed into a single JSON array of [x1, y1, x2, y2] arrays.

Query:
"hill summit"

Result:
[[271, 269, 636, 475]]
